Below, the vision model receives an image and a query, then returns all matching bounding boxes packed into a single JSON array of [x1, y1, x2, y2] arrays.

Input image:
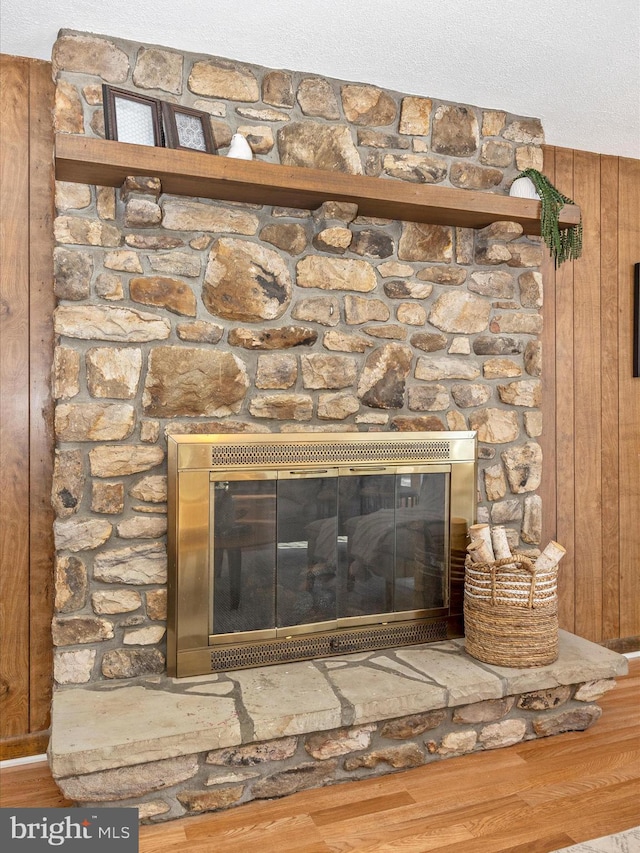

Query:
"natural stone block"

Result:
[[300, 354, 358, 389], [139, 420, 160, 443], [358, 129, 410, 149], [188, 58, 259, 101], [93, 543, 167, 585], [261, 223, 308, 255], [130, 276, 197, 316], [249, 394, 313, 421], [524, 340, 542, 377], [399, 97, 432, 135], [522, 494, 543, 544], [490, 313, 543, 335], [92, 589, 142, 615], [384, 280, 433, 300], [54, 306, 170, 342], [479, 718, 526, 749], [455, 228, 475, 265], [55, 181, 91, 211], [450, 162, 503, 190], [482, 110, 506, 137], [101, 648, 165, 679], [54, 649, 96, 685], [358, 343, 413, 409], [498, 379, 542, 408], [305, 725, 375, 759], [469, 271, 515, 299], [438, 731, 477, 755], [490, 500, 523, 524], [178, 785, 244, 813], [86, 347, 143, 399], [52, 616, 114, 646], [473, 335, 524, 356], [380, 709, 446, 739], [397, 304, 427, 326], [124, 198, 162, 228], [278, 122, 362, 174], [62, 755, 199, 802], [296, 77, 340, 119], [89, 445, 164, 477], [53, 518, 112, 552], [364, 325, 407, 341], [317, 393, 360, 420], [341, 84, 396, 126], [55, 555, 88, 613], [104, 250, 143, 273], [126, 233, 181, 250], [480, 140, 513, 167], [137, 801, 171, 820], [124, 626, 166, 645], [262, 70, 294, 107], [207, 737, 298, 766], [391, 416, 446, 431], [532, 705, 601, 737], [483, 464, 507, 501], [468, 408, 520, 444], [415, 357, 480, 381], [352, 231, 394, 258], [296, 256, 376, 292], [416, 267, 467, 285], [148, 252, 201, 277], [253, 761, 338, 799], [453, 697, 514, 724], [448, 337, 471, 355], [501, 442, 542, 493], [398, 223, 452, 262], [52, 449, 84, 517], [410, 332, 447, 353], [524, 410, 543, 438], [95, 273, 124, 301], [518, 271, 543, 308], [483, 358, 522, 379], [292, 296, 340, 327], [313, 226, 353, 254], [52, 32, 129, 82], [313, 201, 359, 224], [204, 238, 292, 321], [96, 187, 115, 220], [451, 383, 492, 408], [54, 248, 93, 300], [176, 321, 224, 344], [516, 145, 544, 171], [121, 176, 162, 201], [54, 216, 121, 247], [432, 105, 478, 156], [229, 326, 317, 350], [574, 680, 617, 702], [143, 347, 249, 417], [162, 200, 258, 234], [503, 118, 544, 144], [517, 686, 571, 711], [446, 411, 467, 431], [345, 295, 389, 324], [344, 744, 423, 771], [237, 106, 290, 122], [323, 331, 373, 353], [382, 153, 447, 184], [408, 384, 449, 411], [54, 80, 84, 134], [129, 475, 168, 503], [117, 516, 167, 539], [133, 46, 183, 94], [55, 403, 135, 442]]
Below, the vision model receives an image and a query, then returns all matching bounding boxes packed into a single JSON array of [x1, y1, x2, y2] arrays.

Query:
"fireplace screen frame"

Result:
[[167, 431, 476, 677]]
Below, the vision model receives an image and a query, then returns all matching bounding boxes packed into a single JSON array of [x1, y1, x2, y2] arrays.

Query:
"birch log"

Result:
[[490, 525, 514, 566], [468, 523, 495, 561], [535, 540, 567, 571], [466, 538, 495, 564]]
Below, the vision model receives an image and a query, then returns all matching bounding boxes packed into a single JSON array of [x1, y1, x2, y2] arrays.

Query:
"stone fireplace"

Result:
[[46, 29, 618, 823]]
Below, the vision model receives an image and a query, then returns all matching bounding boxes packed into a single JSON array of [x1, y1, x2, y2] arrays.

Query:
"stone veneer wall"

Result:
[[50, 30, 547, 687]]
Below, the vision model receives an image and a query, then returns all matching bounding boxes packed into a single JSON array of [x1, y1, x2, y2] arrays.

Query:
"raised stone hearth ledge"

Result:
[[49, 632, 627, 822]]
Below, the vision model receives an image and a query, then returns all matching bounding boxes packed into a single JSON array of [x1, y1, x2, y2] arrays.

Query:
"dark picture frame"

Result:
[[634, 263, 640, 378], [102, 85, 163, 147], [161, 102, 216, 154]]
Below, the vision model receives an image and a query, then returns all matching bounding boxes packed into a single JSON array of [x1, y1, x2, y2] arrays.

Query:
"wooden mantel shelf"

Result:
[[55, 135, 581, 235]]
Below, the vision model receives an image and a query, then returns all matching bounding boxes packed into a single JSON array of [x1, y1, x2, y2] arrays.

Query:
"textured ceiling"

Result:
[[1, 0, 639, 159]]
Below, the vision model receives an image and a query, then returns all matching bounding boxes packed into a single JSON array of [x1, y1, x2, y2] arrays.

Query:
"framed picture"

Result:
[[161, 102, 216, 154], [634, 263, 640, 378], [102, 85, 163, 147]]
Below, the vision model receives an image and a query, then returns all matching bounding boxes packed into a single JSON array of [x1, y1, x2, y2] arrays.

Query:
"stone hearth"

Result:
[[49, 631, 627, 822]]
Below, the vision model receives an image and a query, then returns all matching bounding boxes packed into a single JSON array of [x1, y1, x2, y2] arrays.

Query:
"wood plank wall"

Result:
[[0, 55, 55, 759], [541, 146, 640, 648]]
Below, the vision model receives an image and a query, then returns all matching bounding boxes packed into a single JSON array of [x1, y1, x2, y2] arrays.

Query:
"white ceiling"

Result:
[[1, 0, 639, 159]]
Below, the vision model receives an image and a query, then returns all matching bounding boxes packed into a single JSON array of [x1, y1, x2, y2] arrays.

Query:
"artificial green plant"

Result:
[[517, 168, 583, 267]]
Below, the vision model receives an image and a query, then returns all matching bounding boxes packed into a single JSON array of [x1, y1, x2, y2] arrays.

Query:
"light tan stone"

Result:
[[448, 337, 471, 355], [399, 96, 432, 135], [92, 589, 142, 615], [53, 517, 112, 553], [101, 649, 165, 679], [237, 124, 274, 153], [278, 122, 363, 174], [450, 162, 503, 190], [143, 347, 249, 417], [364, 325, 407, 340], [574, 680, 617, 702], [451, 383, 492, 408], [516, 145, 544, 171], [468, 408, 520, 444], [229, 326, 317, 350], [408, 384, 449, 411], [61, 755, 199, 802], [415, 357, 480, 381], [103, 250, 143, 273], [410, 332, 448, 353], [55, 182, 91, 211], [206, 737, 298, 766], [382, 153, 447, 184], [503, 119, 544, 144], [139, 420, 160, 443], [96, 187, 115, 221], [178, 785, 245, 813], [305, 725, 375, 760], [398, 223, 452, 262], [384, 281, 433, 301], [479, 718, 527, 749], [432, 105, 479, 156], [263, 70, 295, 107], [125, 198, 162, 228], [532, 706, 601, 737], [54, 216, 120, 247], [162, 200, 258, 234], [453, 697, 514, 724], [519, 271, 544, 308], [344, 295, 389, 324], [117, 516, 167, 539], [55, 555, 88, 613], [133, 46, 183, 94], [52, 32, 129, 82], [484, 464, 508, 501], [292, 295, 340, 326], [55, 403, 135, 442], [204, 238, 292, 321], [313, 226, 353, 253], [146, 589, 167, 622], [344, 743, 423, 770], [249, 394, 313, 421], [252, 763, 336, 799], [490, 312, 543, 335], [93, 543, 167, 585], [357, 343, 413, 409], [91, 482, 125, 514], [124, 626, 166, 645], [480, 140, 513, 167], [188, 59, 259, 101], [341, 84, 397, 126], [378, 262, 414, 278], [261, 223, 308, 255], [256, 354, 298, 389], [438, 731, 477, 755], [397, 303, 427, 325], [323, 331, 373, 352], [524, 410, 543, 438], [52, 615, 114, 646], [129, 475, 167, 503], [498, 379, 542, 408], [469, 271, 515, 299], [51, 449, 84, 518], [296, 255, 377, 293], [296, 77, 340, 119], [237, 106, 290, 122], [130, 276, 197, 316], [176, 320, 224, 344], [54, 80, 85, 134], [317, 393, 360, 420], [53, 347, 81, 400], [86, 347, 142, 399], [89, 445, 165, 477], [482, 110, 506, 137], [501, 442, 542, 493], [95, 273, 124, 301], [54, 649, 96, 685], [54, 306, 170, 342], [483, 358, 522, 379], [82, 84, 103, 106], [300, 354, 357, 389]]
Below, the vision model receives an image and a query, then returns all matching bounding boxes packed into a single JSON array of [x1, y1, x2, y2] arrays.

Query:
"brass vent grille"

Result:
[[209, 621, 448, 671], [211, 439, 451, 469]]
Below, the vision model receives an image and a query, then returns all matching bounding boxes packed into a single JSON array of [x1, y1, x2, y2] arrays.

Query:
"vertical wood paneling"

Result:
[[553, 148, 576, 633], [600, 156, 621, 640], [0, 56, 32, 738], [573, 151, 603, 642], [27, 59, 55, 734], [618, 157, 640, 639]]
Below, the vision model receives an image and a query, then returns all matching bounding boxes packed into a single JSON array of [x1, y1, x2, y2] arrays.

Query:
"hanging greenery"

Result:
[[516, 168, 582, 267]]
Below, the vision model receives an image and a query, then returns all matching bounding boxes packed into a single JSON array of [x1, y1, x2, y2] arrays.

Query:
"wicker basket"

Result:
[[463, 553, 559, 667]]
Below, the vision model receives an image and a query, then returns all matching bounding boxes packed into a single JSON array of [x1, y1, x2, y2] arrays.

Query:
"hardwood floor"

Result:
[[1, 658, 638, 853]]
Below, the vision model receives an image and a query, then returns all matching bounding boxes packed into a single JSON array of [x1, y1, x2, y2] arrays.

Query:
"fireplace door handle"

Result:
[[349, 466, 388, 472], [289, 469, 329, 475]]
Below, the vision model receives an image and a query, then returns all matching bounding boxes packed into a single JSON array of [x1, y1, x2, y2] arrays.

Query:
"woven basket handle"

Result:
[[475, 554, 538, 608]]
